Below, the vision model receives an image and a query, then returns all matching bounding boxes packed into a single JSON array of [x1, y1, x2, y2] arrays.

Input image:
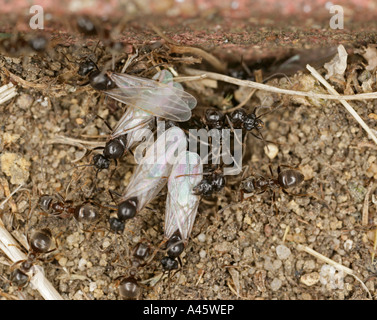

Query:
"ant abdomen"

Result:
[[29, 229, 53, 254], [278, 169, 304, 189], [103, 135, 128, 160], [74, 203, 99, 224], [118, 276, 141, 300]]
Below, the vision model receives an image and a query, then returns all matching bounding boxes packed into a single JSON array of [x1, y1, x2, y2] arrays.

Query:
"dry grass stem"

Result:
[[0, 219, 63, 300], [0, 83, 17, 105], [362, 182, 375, 226], [184, 67, 377, 101], [297, 244, 372, 299], [306, 64, 377, 145]]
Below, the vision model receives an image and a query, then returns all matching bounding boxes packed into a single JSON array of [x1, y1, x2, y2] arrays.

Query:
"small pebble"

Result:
[[344, 239, 353, 251], [276, 245, 291, 260], [197, 233, 206, 243], [89, 282, 97, 292], [78, 258, 87, 271], [199, 249, 206, 259], [300, 272, 320, 286], [66, 232, 80, 247], [58, 257, 67, 267], [270, 278, 282, 291], [0, 152, 31, 184], [264, 143, 279, 160]]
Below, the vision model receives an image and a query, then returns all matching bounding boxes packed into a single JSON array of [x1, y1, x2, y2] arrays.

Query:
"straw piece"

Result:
[[184, 67, 377, 101], [297, 244, 372, 299], [306, 64, 377, 145], [0, 218, 63, 300]]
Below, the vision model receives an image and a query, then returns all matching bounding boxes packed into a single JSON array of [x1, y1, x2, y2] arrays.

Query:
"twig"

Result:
[[362, 182, 375, 226], [372, 228, 377, 263], [173, 74, 207, 82], [306, 64, 377, 145], [297, 244, 372, 299], [184, 67, 377, 101], [0, 179, 21, 212], [0, 83, 17, 105], [225, 88, 256, 113], [0, 219, 63, 300], [282, 225, 290, 243], [169, 45, 227, 73]]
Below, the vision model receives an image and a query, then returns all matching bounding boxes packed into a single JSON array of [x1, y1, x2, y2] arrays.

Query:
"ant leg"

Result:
[[108, 189, 121, 204], [256, 102, 283, 119], [282, 189, 308, 198], [144, 239, 168, 266], [279, 164, 299, 170], [269, 164, 274, 177], [250, 129, 278, 146], [96, 115, 113, 132], [121, 48, 139, 73], [272, 191, 279, 215]]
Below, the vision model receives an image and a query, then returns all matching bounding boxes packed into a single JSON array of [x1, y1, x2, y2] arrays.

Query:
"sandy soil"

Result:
[[1, 21, 377, 301]]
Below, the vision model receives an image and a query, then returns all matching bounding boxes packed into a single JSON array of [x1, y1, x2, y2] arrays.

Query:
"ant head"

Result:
[[109, 217, 125, 234], [29, 228, 53, 254], [211, 173, 225, 192], [230, 108, 247, 127], [74, 203, 99, 224], [117, 197, 138, 221], [240, 178, 256, 194], [93, 154, 110, 170], [255, 118, 264, 131], [76, 16, 97, 36], [133, 242, 150, 262], [39, 194, 53, 212], [28, 35, 48, 52], [118, 276, 141, 300], [103, 138, 127, 160], [192, 179, 213, 196], [89, 70, 116, 91], [78, 59, 97, 77], [10, 269, 29, 288], [205, 109, 224, 129], [161, 256, 178, 271]]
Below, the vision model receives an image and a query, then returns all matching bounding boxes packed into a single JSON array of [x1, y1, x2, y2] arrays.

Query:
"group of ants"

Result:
[[3, 38, 307, 300]]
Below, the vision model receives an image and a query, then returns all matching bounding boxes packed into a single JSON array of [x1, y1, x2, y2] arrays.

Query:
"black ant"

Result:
[[192, 166, 226, 197], [10, 228, 56, 288], [91, 117, 129, 172], [39, 194, 100, 225], [160, 232, 185, 271], [205, 107, 266, 140], [240, 165, 305, 212], [78, 58, 117, 91], [78, 60, 124, 171], [116, 242, 151, 300]]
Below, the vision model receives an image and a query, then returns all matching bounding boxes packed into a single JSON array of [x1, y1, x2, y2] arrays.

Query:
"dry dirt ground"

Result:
[[1, 26, 377, 301]]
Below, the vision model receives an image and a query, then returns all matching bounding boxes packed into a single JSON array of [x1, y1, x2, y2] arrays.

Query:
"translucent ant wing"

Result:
[[119, 127, 187, 213], [165, 151, 202, 242], [105, 72, 196, 122], [110, 106, 154, 140]]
